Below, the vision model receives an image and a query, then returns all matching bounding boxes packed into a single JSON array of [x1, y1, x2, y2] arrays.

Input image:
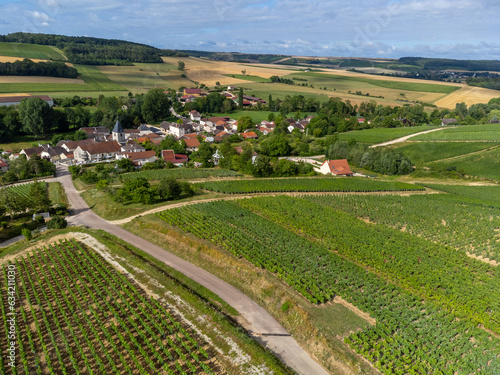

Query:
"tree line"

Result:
[[0, 32, 164, 65], [0, 58, 78, 78]]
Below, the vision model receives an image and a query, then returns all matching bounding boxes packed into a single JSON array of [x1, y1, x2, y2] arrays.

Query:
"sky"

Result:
[[0, 0, 499, 60]]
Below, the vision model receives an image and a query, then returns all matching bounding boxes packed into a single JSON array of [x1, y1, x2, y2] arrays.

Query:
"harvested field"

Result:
[[0, 55, 74, 67], [435, 85, 500, 109]]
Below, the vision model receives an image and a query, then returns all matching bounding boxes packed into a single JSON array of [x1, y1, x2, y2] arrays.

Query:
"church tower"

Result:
[[112, 120, 125, 144]]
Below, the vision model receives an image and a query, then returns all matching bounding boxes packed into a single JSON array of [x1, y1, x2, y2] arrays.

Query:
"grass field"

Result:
[[337, 125, 435, 144], [0, 42, 65, 60], [392, 142, 500, 163], [223, 74, 271, 83], [412, 123, 500, 141], [0, 131, 75, 152]]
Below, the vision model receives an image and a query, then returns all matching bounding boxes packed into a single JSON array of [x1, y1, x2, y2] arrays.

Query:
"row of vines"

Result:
[[195, 178, 424, 194], [121, 168, 241, 182], [0, 240, 220, 374], [158, 200, 500, 375]]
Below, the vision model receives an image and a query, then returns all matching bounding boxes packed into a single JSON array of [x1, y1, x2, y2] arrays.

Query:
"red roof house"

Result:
[[319, 159, 353, 176]]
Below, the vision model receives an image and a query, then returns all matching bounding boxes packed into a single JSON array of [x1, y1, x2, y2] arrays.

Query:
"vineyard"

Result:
[[195, 178, 424, 194], [121, 168, 241, 182], [0, 240, 221, 374], [158, 199, 500, 374], [301, 187, 500, 262], [0, 182, 47, 199]]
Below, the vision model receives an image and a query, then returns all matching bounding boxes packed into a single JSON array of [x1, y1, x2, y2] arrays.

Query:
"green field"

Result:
[[196, 177, 423, 194], [158, 197, 500, 374], [428, 146, 500, 181], [0, 42, 65, 60], [393, 142, 499, 163], [121, 168, 242, 182], [0, 64, 126, 94], [286, 72, 459, 94], [303, 190, 500, 261], [412, 124, 500, 141], [224, 74, 271, 83], [337, 125, 435, 144]]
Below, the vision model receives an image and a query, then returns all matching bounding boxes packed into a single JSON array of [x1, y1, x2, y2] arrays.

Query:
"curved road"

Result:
[[369, 127, 447, 148], [55, 166, 329, 375]]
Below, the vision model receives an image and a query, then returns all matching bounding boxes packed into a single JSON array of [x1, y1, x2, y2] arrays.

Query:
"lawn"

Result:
[[0, 42, 65, 60], [223, 74, 271, 83], [392, 142, 499, 163], [338, 125, 435, 144], [412, 123, 500, 141]]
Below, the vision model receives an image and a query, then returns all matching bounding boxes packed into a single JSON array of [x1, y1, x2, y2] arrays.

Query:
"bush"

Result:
[[1, 221, 8, 229], [21, 228, 32, 241], [47, 216, 67, 229]]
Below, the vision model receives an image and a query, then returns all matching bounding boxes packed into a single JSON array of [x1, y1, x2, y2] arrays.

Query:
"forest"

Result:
[[0, 32, 164, 65], [0, 59, 78, 78]]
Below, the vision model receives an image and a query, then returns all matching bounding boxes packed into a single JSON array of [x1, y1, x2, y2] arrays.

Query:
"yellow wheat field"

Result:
[[0, 55, 74, 67], [435, 86, 500, 109]]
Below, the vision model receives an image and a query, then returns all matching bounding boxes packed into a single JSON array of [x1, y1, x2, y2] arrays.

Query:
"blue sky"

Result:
[[0, 0, 499, 60]]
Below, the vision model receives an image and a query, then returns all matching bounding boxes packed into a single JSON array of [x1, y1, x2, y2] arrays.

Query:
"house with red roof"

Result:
[[162, 150, 188, 166], [319, 159, 354, 176], [182, 138, 200, 152], [241, 131, 258, 139], [0, 159, 8, 172], [183, 88, 203, 96]]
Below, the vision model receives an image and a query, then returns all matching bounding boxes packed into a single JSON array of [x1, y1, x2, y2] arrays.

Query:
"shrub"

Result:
[[21, 228, 32, 240], [47, 216, 68, 229]]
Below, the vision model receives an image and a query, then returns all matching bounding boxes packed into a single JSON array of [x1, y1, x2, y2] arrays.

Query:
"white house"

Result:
[[74, 141, 122, 163]]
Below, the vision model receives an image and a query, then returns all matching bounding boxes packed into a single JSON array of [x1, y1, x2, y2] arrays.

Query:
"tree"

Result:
[[177, 61, 185, 71], [237, 115, 254, 132], [18, 97, 53, 139], [141, 88, 171, 123], [47, 216, 67, 229], [252, 155, 273, 177], [268, 94, 274, 112], [117, 158, 134, 172], [241, 69, 247, 76], [238, 88, 244, 109], [197, 142, 215, 168], [29, 181, 51, 213], [259, 135, 292, 157], [158, 178, 182, 200]]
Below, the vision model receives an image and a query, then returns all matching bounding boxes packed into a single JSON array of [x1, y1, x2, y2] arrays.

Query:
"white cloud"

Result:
[[25, 10, 54, 26]]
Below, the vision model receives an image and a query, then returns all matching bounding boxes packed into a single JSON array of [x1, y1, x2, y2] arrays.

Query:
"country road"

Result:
[[54, 166, 330, 375], [369, 127, 447, 148]]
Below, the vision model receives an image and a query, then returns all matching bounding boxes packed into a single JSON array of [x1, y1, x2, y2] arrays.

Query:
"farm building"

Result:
[[0, 95, 53, 107], [319, 159, 354, 176], [0, 159, 8, 172]]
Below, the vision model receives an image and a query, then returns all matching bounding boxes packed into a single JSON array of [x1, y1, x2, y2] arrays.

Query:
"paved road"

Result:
[[55, 166, 330, 375], [369, 127, 447, 148]]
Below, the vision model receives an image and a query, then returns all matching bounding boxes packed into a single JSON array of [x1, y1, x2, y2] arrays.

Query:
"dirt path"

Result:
[[54, 165, 330, 375], [109, 189, 436, 225], [369, 127, 448, 148]]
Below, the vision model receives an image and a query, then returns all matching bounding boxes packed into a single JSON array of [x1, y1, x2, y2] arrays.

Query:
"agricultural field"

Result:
[[411, 123, 500, 141], [0, 64, 126, 94], [0, 42, 65, 60], [223, 74, 271, 83], [196, 177, 423, 194], [337, 125, 435, 144], [158, 198, 500, 374], [392, 142, 500, 163], [98, 62, 192, 93], [0, 232, 290, 374], [120, 168, 242, 182], [0, 182, 45, 199], [302, 189, 500, 262], [435, 86, 500, 109], [427, 146, 500, 181]]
